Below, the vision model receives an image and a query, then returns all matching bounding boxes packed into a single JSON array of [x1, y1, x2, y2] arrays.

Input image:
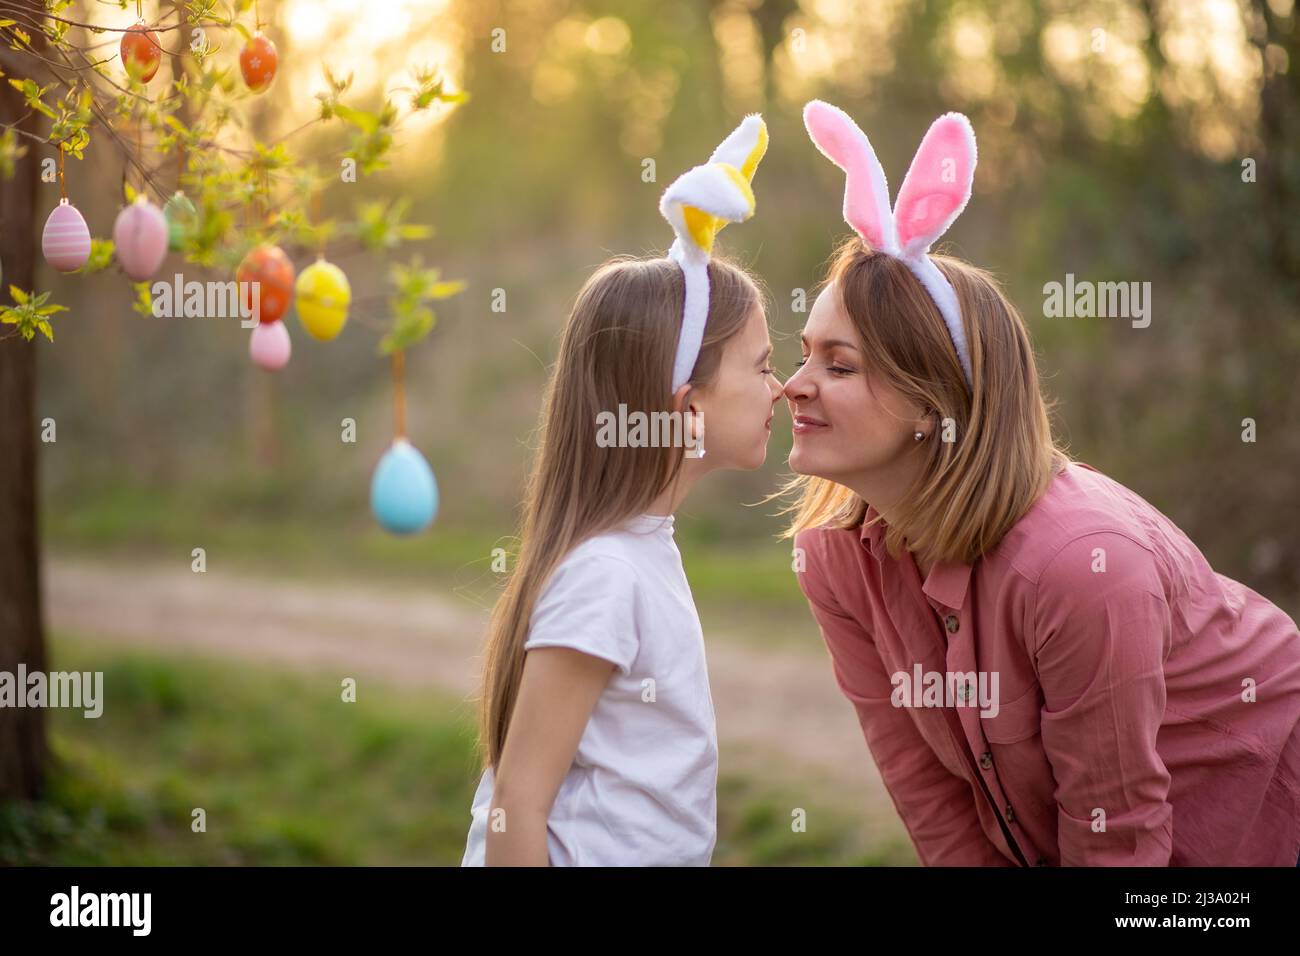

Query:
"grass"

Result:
[[0, 635, 904, 866]]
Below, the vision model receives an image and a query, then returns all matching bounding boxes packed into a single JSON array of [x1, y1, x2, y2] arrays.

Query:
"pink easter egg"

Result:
[[112, 197, 168, 281], [42, 200, 92, 273], [249, 319, 291, 371]]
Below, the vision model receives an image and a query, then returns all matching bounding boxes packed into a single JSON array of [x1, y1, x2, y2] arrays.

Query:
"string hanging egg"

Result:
[[42, 199, 92, 273], [113, 196, 168, 281], [370, 350, 438, 534]]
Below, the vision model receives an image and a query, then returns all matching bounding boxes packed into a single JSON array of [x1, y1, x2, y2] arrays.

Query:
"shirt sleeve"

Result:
[[522, 548, 640, 676], [1032, 531, 1175, 866], [795, 529, 1014, 867]]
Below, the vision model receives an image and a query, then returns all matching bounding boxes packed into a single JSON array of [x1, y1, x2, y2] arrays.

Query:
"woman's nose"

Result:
[[783, 365, 812, 402]]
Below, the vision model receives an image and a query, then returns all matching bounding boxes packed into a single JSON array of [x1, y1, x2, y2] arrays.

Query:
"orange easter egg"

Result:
[[236, 245, 295, 324], [120, 21, 162, 82], [240, 33, 278, 93]]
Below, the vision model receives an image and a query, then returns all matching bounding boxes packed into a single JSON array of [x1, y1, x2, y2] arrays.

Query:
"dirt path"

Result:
[[44, 554, 902, 835]]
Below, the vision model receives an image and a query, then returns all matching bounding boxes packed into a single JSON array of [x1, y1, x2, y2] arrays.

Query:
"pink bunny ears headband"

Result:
[[660, 114, 767, 393], [803, 101, 977, 386]]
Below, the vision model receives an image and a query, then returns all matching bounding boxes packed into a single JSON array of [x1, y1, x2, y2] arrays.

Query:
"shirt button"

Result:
[[1004, 804, 1016, 824], [979, 751, 993, 770], [959, 682, 974, 702], [945, 614, 959, 633]]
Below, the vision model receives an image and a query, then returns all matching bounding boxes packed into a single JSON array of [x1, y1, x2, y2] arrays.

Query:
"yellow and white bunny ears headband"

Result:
[[659, 114, 768, 392], [803, 101, 977, 386]]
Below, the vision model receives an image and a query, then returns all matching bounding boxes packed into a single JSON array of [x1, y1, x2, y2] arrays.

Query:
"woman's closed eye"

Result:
[[794, 357, 855, 375]]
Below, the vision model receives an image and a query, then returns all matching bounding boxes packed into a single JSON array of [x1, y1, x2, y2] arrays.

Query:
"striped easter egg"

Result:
[[113, 197, 168, 282], [42, 200, 92, 273]]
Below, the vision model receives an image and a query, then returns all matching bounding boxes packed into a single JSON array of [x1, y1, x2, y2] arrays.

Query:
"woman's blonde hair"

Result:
[[476, 256, 760, 769], [780, 238, 1069, 565]]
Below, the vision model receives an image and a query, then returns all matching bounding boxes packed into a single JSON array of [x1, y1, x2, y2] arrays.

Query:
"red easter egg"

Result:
[[236, 245, 295, 324], [240, 33, 278, 93], [120, 22, 161, 82]]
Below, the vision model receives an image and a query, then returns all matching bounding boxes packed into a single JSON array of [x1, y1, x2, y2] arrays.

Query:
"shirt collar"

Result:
[[860, 503, 974, 612]]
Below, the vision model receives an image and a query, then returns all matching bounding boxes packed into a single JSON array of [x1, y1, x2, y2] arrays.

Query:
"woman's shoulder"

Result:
[[993, 459, 1167, 592], [792, 521, 871, 613]]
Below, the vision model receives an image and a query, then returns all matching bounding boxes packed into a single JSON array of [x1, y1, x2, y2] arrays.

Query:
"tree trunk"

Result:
[[0, 0, 49, 802]]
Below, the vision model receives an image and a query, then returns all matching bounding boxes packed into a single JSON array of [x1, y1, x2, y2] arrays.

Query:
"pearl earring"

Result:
[[914, 431, 925, 441]]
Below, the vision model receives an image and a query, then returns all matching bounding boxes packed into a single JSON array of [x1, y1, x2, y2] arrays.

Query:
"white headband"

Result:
[[659, 114, 768, 392], [803, 101, 977, 386]]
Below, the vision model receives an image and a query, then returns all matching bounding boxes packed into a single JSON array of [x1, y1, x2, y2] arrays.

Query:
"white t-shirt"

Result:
[[461, 513, 718, 866]]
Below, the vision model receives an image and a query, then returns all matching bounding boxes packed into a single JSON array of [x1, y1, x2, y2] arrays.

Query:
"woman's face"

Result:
[[783, 281, 925, 482], [693, 303, 784, 471]]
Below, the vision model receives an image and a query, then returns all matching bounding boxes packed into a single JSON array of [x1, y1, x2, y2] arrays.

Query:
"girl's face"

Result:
[[783, 282, 924, 481], [692, 304, 783, 471]]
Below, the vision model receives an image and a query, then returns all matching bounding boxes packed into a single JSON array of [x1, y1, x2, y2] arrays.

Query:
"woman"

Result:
[[781, 102, 1300, 866]]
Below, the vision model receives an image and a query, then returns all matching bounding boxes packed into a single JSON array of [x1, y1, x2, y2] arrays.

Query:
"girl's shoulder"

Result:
[[547, 516, 680, 590]]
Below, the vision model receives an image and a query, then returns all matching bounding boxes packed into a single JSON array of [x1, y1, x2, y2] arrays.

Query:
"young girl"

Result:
[[783, 101, 1300, 867], [461, 116, 781, 866]]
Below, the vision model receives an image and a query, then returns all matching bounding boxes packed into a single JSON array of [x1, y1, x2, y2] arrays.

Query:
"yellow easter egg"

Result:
[[295, 258, 351, 342]]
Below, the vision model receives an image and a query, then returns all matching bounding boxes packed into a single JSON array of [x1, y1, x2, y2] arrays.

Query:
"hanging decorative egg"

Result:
[[120, 21, 162, 82], [42, 199, 92, 273], [295, 257, 351, 342], [370, 439, 439, 535], [163, 191, 196, 252], [249, 319, 291, 371], [112, 196, 168, 281], [236, 245, 295, 323], [240, 33, 278, 93]]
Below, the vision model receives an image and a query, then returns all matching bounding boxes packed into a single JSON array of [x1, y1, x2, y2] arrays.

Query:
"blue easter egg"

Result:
[[370, 439, 439, 535]]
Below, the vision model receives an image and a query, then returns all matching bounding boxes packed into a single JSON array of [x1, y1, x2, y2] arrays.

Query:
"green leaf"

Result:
[[77, 238, 114, 274], [332, 102, 378, 133], [428, 280, 466, 299], [9, 285, 28, 304], [379, 309, 435, 355], [131, 282, 153, 319]]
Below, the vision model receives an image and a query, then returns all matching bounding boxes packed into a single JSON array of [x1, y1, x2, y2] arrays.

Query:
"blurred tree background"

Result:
[[37, 0, 1298, 615], [5, 0, 1298, 867]]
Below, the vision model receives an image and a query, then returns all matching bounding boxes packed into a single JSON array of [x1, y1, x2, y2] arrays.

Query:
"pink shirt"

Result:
[[795, 460, 1300, 866]]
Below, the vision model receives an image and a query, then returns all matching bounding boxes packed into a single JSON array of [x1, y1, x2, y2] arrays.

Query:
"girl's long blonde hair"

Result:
[[477, 256, 760, 769], [780, 238, 1069, 566]]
